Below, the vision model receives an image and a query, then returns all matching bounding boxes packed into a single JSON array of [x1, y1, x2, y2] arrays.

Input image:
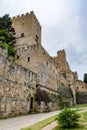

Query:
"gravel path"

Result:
[[0, 111, 59, 130]]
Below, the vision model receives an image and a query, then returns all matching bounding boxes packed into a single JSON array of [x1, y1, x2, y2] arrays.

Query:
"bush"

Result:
[[56, 108, 80, 128], [8, 45, 16, 56]]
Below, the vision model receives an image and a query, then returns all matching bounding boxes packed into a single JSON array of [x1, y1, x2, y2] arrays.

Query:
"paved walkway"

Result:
[[0, 111, 59, 130]]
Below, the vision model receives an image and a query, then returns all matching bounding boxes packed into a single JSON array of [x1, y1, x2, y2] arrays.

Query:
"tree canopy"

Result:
[[0, 14, 16, 56]]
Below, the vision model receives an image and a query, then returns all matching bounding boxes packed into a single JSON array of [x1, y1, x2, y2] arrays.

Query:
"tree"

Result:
[[0, 14, 12, 30], [0, 14, 16, 56], [84, 73, 87, 83]]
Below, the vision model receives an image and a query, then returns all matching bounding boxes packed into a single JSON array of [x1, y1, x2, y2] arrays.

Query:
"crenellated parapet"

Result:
[[12, 11, 41, 29], [16, 43, 40, 55], [57, 49, 66, 59]]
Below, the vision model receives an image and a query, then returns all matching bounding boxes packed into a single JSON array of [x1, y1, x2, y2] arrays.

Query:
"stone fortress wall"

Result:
[[0, 11, 87, 118], [12, 11, 87, 105], [0, 48, 37, 118]]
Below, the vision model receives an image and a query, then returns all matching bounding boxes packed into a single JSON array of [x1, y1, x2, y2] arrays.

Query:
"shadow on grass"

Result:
[[52, 125, 86, 130]]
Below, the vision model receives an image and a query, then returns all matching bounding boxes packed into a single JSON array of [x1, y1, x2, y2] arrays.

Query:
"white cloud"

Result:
[[0, 0, 87, 80]]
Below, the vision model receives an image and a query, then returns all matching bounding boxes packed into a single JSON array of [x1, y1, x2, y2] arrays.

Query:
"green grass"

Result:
[[21, 115, 57, 130], [73, 104, 87, 108], [81, 111, 87, 127], [21, 104, 87, 130], [71, 104, 87, 112]]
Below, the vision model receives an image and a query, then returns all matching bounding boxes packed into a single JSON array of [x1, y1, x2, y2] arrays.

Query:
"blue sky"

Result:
[[0, 0, 87, 80]]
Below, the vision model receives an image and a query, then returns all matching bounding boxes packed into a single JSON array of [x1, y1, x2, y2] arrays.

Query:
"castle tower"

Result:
[[12, 11, 41, 48], [54, 50, 66, 76], [73, 71, 78, 81]]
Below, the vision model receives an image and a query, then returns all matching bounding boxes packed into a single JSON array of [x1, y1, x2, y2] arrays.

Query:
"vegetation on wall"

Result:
[[35, 87, 50, 105], [0, 14, 16, 56], [58, 84, 73, 109], [35, 84, 73, 109], [35, 87, 59, 106]]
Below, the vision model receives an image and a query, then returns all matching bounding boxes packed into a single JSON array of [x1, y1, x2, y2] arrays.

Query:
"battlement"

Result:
[[12, 11, 41, 29], [16, 43, 55, 65], [57, 49, 66, 56], [56, 49, 66, 60], [12, 11, 33, 19], [16, 43, 40, 54]]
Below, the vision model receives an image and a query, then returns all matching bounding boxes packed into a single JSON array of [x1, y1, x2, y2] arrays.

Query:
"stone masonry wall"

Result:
[[0, 48, 37, 88], [0, 75, 30, 118], [15, 44, 58, 92], [0, 48, 37, 118], [75, 80, 87, 92]]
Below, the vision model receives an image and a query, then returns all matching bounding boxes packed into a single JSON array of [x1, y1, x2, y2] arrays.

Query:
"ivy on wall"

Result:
[[35, 87, 50, 105], [35, 87, 59, 106], [58, 84, 73, 109], [35, 84, 73, 109]]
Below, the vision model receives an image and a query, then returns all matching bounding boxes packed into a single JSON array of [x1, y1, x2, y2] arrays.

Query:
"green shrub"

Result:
[[8, 45, 16, 56], [0, 42, 16, 56], [56, 108, 80, 128], [1, 42, 8, 49]]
